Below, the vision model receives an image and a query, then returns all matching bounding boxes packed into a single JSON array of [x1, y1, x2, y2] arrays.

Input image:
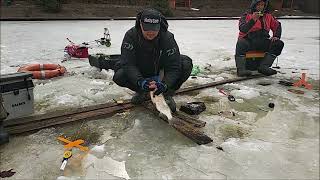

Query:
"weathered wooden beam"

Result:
[[4, 100, 131, 127], [173, 111, 206, 128], [143, 103, 212, 145], [5, 103, 133, 134], [175, 74, 264, 94], [171, 121, 213, 145], [4, 75, 263, 135]]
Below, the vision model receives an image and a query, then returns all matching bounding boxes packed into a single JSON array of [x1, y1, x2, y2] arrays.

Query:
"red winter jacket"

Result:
[[238, 12, 282, 39]]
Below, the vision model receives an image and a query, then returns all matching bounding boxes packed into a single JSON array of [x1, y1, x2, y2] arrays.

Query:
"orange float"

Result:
[[18, 64, 66, 79]]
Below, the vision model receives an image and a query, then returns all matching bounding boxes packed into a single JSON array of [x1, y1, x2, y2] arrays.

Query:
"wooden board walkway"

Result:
[[4, 74, 264, 144]]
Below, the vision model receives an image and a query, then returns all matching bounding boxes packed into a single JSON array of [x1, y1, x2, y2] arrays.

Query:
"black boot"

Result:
[[89, 55, 102, 71], [0, 122, 9, 145], [258, 53, 277, 76], [163, 90, 176, 113], [235, 55, 252, 77], [88, 54, 119, 71], [131, 92, 149, 105], [164, 95, 176, 113], [100, 58, 118, 71]]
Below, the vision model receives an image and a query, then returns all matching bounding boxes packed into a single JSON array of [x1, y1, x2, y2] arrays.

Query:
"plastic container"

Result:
[[0, 72, 34, 120]]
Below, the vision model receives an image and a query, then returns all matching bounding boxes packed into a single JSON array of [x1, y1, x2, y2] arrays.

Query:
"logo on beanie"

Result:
[[144, 18, 159, 24]]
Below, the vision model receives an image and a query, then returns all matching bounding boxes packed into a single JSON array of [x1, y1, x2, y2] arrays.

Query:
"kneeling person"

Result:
[[113, 8, 193, 112]]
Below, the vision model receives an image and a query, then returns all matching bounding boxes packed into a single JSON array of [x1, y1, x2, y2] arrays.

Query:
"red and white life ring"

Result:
[[18, 64, 66, 79]]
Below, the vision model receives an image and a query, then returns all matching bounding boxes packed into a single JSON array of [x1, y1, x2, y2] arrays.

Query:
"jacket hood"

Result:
[[249, 0, 271, 13], [135, 8, 168, 32]]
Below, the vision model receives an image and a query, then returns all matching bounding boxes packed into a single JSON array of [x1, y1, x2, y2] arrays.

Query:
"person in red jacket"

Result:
[[235, 0, 284, 76]]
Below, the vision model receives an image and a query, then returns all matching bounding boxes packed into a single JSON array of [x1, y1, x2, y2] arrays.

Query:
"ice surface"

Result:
[[83, 154, 130, 179], [0, 20, 319, 179]]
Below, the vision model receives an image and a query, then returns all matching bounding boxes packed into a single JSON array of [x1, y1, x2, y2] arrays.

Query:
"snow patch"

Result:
[[55, 94, 79, 105], [57, 176, 81, 180], [83, 154, 130, 179], [91, 144, 105, 154], [221, 138, 273, 153], [231, 88, 260, 99]]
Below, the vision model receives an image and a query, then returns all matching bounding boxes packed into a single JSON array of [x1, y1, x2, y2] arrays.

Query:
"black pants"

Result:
[[113, 54, 193, 93], [235, 38, 284, 56]]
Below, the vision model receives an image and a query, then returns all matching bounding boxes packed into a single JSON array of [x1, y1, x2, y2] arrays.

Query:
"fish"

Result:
[[150, 91, 172, 123]]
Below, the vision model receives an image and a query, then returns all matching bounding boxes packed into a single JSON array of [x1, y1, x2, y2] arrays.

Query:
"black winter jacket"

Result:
[[119, 11, 181, 90]]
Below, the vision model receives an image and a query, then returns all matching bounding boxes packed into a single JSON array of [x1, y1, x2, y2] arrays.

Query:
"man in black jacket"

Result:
[[113, 8, 193, 112]]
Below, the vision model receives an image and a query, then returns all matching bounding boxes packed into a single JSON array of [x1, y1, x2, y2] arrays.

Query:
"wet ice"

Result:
[[0, 19, 319, 179]]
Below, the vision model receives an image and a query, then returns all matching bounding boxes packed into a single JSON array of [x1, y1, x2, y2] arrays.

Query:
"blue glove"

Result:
[[138, 78, 154, 91], [154, 82, 167, 95]]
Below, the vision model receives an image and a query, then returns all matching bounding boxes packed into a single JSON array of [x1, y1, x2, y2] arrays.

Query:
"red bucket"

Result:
[[64, 44, 88, 58]]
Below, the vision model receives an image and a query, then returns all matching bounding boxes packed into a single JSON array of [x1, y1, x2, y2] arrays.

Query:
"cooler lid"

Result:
[[0, 72, 33, 83]]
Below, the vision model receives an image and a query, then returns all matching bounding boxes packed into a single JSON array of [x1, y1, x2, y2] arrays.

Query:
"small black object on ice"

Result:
[[180, 102, 206, 115], [227, 95, 236, 102], [268, 103, 275, 108], [279, 80, 293, 86], [0, 169, 16, 178]]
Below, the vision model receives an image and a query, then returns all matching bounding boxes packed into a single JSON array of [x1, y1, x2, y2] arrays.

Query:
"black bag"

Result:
[[179, 102, 206, 115]]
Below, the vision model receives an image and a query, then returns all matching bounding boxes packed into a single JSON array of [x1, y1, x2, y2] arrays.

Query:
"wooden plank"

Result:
[[4, 75, 264, 134], [4, 100, 131, 127], [171, 121, 213, 145], [6, 103, 133, 134], [143, 103, 212, 145], [173, 111, 206, 128], [175, 74, 264, 95]]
